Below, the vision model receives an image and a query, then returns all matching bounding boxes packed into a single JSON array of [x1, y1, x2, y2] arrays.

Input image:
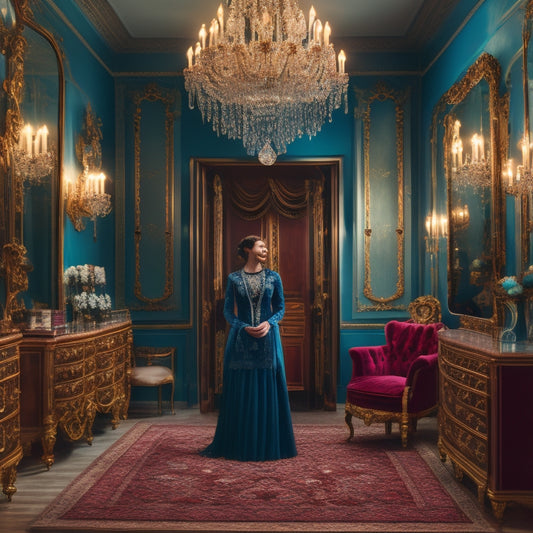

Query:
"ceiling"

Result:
[[105, 0, 425, 40], [74, 0, 460, 54]]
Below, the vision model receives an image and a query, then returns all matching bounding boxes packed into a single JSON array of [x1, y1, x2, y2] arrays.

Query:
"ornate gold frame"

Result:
[[1, 0, 65, 325], [359, 82, 407, 310], [132, 83, 175, 309], [438, 52, 508, 335]]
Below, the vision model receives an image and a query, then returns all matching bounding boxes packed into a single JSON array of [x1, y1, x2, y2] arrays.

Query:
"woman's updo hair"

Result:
[[237, 235, 262, 260]]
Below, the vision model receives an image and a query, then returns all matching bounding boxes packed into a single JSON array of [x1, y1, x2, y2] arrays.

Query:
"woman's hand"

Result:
[[245, 321, 270, 338]]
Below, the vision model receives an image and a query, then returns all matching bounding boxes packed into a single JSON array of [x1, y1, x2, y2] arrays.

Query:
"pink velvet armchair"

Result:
[[345, 320, 445, 447]]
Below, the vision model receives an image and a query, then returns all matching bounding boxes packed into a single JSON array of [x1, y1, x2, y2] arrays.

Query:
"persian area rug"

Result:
[[31, 423, 496, 532]]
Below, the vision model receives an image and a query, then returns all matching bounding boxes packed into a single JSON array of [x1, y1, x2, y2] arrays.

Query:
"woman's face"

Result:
[[247, 240, 268, 263]]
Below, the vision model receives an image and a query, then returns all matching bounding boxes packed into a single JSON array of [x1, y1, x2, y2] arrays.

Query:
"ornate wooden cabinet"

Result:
[[0, 333, 23, 500], [19, 321, 132, 468], [438, 328, 533, 520]]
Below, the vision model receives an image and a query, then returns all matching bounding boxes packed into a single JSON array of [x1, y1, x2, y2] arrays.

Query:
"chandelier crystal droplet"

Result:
[[184, 1, 348, 165]]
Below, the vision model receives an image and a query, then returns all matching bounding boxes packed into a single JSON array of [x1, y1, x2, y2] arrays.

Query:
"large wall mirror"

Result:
[[0, 0, 64, 323], [432, 52, 507, 334]]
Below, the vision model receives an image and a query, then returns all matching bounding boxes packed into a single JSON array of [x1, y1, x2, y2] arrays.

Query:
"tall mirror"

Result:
[[0, 0, 64, 325], [432, 52, 507, 334]]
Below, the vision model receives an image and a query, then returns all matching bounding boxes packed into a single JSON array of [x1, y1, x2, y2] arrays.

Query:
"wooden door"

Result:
[[195, 161, 339, 412]]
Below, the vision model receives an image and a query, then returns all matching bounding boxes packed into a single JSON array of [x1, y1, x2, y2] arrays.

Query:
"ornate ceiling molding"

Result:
[[72, 0, 461, 55]]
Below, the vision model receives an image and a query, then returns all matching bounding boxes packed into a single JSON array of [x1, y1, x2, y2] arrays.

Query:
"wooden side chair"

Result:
[[130, 346, 175, 415]]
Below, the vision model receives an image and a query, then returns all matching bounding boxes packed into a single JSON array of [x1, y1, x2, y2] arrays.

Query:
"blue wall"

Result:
[[30, 0, 530, 407]]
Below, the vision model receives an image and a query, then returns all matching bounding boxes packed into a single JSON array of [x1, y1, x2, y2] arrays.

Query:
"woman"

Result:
[[200, 235, 297, 461]]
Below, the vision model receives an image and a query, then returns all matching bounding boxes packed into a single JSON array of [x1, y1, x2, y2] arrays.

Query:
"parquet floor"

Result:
[[1, 405, 532, 532]]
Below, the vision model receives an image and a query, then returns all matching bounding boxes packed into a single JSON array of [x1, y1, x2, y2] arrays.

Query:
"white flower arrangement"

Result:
[[63, 264, 111, 322]]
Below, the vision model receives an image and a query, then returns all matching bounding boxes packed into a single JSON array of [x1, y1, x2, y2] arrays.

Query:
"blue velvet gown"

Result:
[[200, 268, 297, 461]]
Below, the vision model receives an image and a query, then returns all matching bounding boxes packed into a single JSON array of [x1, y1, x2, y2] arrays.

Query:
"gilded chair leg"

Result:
[[345, 410, 354, 441]]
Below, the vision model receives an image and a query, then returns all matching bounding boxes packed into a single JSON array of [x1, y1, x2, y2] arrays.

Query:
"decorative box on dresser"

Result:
[[19, 320, 132, 468], [0, 333, 23, 501], [438, 328, 533, 520]]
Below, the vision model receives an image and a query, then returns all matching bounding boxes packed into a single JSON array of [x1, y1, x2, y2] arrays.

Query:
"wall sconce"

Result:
[[14, 123, 56, 185], [65, 104, 112, 240], [425, 212, 448, 255], [504, 135, 533, 196], [451, 119, 491, 191], [451, 204, 470, 231]]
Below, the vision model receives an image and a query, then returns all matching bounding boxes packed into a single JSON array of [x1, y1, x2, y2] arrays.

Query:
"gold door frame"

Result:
[[192, 158, 340, 412]]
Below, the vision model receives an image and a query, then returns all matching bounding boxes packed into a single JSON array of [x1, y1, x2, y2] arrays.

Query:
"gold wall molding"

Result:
[[132, 83, 175, 308], [359, 82, 407, 310]]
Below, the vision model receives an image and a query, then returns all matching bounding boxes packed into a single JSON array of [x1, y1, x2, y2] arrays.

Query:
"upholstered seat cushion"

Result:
[[130, 366, 174, 387], [346, 375, 406, 412]]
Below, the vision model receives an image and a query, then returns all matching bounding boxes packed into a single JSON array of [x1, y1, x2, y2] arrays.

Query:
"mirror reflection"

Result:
[[446, 80, 493, 318], [17, 19, 60, 309]]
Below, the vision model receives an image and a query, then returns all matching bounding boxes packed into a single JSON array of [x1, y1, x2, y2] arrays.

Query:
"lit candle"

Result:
[[213, 19, 219, 45], [471, 134, 479, 162], [199, 24, 207, 49], [505, 159, 514, 186], [314, 19, 322, 44], [34, 127, 42, 155], [521, 135, 530, 170], [209, 20, 215, 47], [99, 173, 105, 195], [309, 6, 316, 43], [425, 215, 431, 235], [195, 42, 202, 63], [457, 138, 463, 166], [24, 124, 33, 154], [323, 22, 331, 46], [338, 50, 346, 73], [42, 125, 48, 153], [440, 216, 448, 238], [187, 47, 194, 68], [217, 4, 224, 39]]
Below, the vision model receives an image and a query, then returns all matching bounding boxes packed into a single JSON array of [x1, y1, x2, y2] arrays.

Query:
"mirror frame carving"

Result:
[[1, 0, 65, 324], [520, 0, 533, 271], [437, 52, 508, 334]]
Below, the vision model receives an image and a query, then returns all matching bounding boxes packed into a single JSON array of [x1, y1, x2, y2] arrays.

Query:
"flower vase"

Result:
[[499, 296, 528, 343]]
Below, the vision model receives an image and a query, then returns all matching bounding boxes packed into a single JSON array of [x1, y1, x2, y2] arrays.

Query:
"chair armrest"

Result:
[[348, 345, 388, 378], [405, 353, 439, 411]]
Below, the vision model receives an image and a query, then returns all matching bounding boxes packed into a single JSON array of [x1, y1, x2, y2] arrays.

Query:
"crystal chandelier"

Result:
[[183, 1, 348, 165], [14, 123, 56, 185], [451, 119, 491, 192]]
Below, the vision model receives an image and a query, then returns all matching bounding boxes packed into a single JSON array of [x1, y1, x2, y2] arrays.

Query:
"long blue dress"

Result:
[[200, 268, 297, 461]]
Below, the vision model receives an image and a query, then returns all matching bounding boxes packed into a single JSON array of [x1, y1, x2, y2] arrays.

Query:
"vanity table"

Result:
[[0, 333, 23, 500], [19, 320, 132, 468], [438, 328, 533, 520]]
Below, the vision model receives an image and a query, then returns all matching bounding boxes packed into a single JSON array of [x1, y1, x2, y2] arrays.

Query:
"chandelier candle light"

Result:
[[504, 134, 533, 196], [451, 119, 491, 190], [184, 0, 348, 165], [14, 123, 56, 184]]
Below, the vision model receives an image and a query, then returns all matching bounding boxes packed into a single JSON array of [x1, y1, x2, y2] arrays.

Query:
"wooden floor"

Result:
[[2, 405, 533, 533]]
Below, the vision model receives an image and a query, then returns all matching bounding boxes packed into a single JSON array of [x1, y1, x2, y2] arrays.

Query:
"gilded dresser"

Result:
[[19, 320, 132, 468], [0, 333, 23, 500], [438, 328, 533, 520]]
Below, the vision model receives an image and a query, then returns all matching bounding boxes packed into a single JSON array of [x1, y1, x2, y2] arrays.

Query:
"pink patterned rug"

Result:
[[31, 423, 496, 532]]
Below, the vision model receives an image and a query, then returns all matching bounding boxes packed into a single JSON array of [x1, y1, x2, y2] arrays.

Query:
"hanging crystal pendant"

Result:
[[258, 142, 277, 166]]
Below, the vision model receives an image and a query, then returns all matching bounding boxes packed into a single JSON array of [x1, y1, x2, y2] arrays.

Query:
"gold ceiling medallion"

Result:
[[65, 104, 112, 239], [360, 82, 407, 309]]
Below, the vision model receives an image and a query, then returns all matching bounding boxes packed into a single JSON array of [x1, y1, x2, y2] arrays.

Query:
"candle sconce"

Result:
[[65, 104, 111, 239], [451, 204, 470, 231], [425, 212, 448, 255]]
